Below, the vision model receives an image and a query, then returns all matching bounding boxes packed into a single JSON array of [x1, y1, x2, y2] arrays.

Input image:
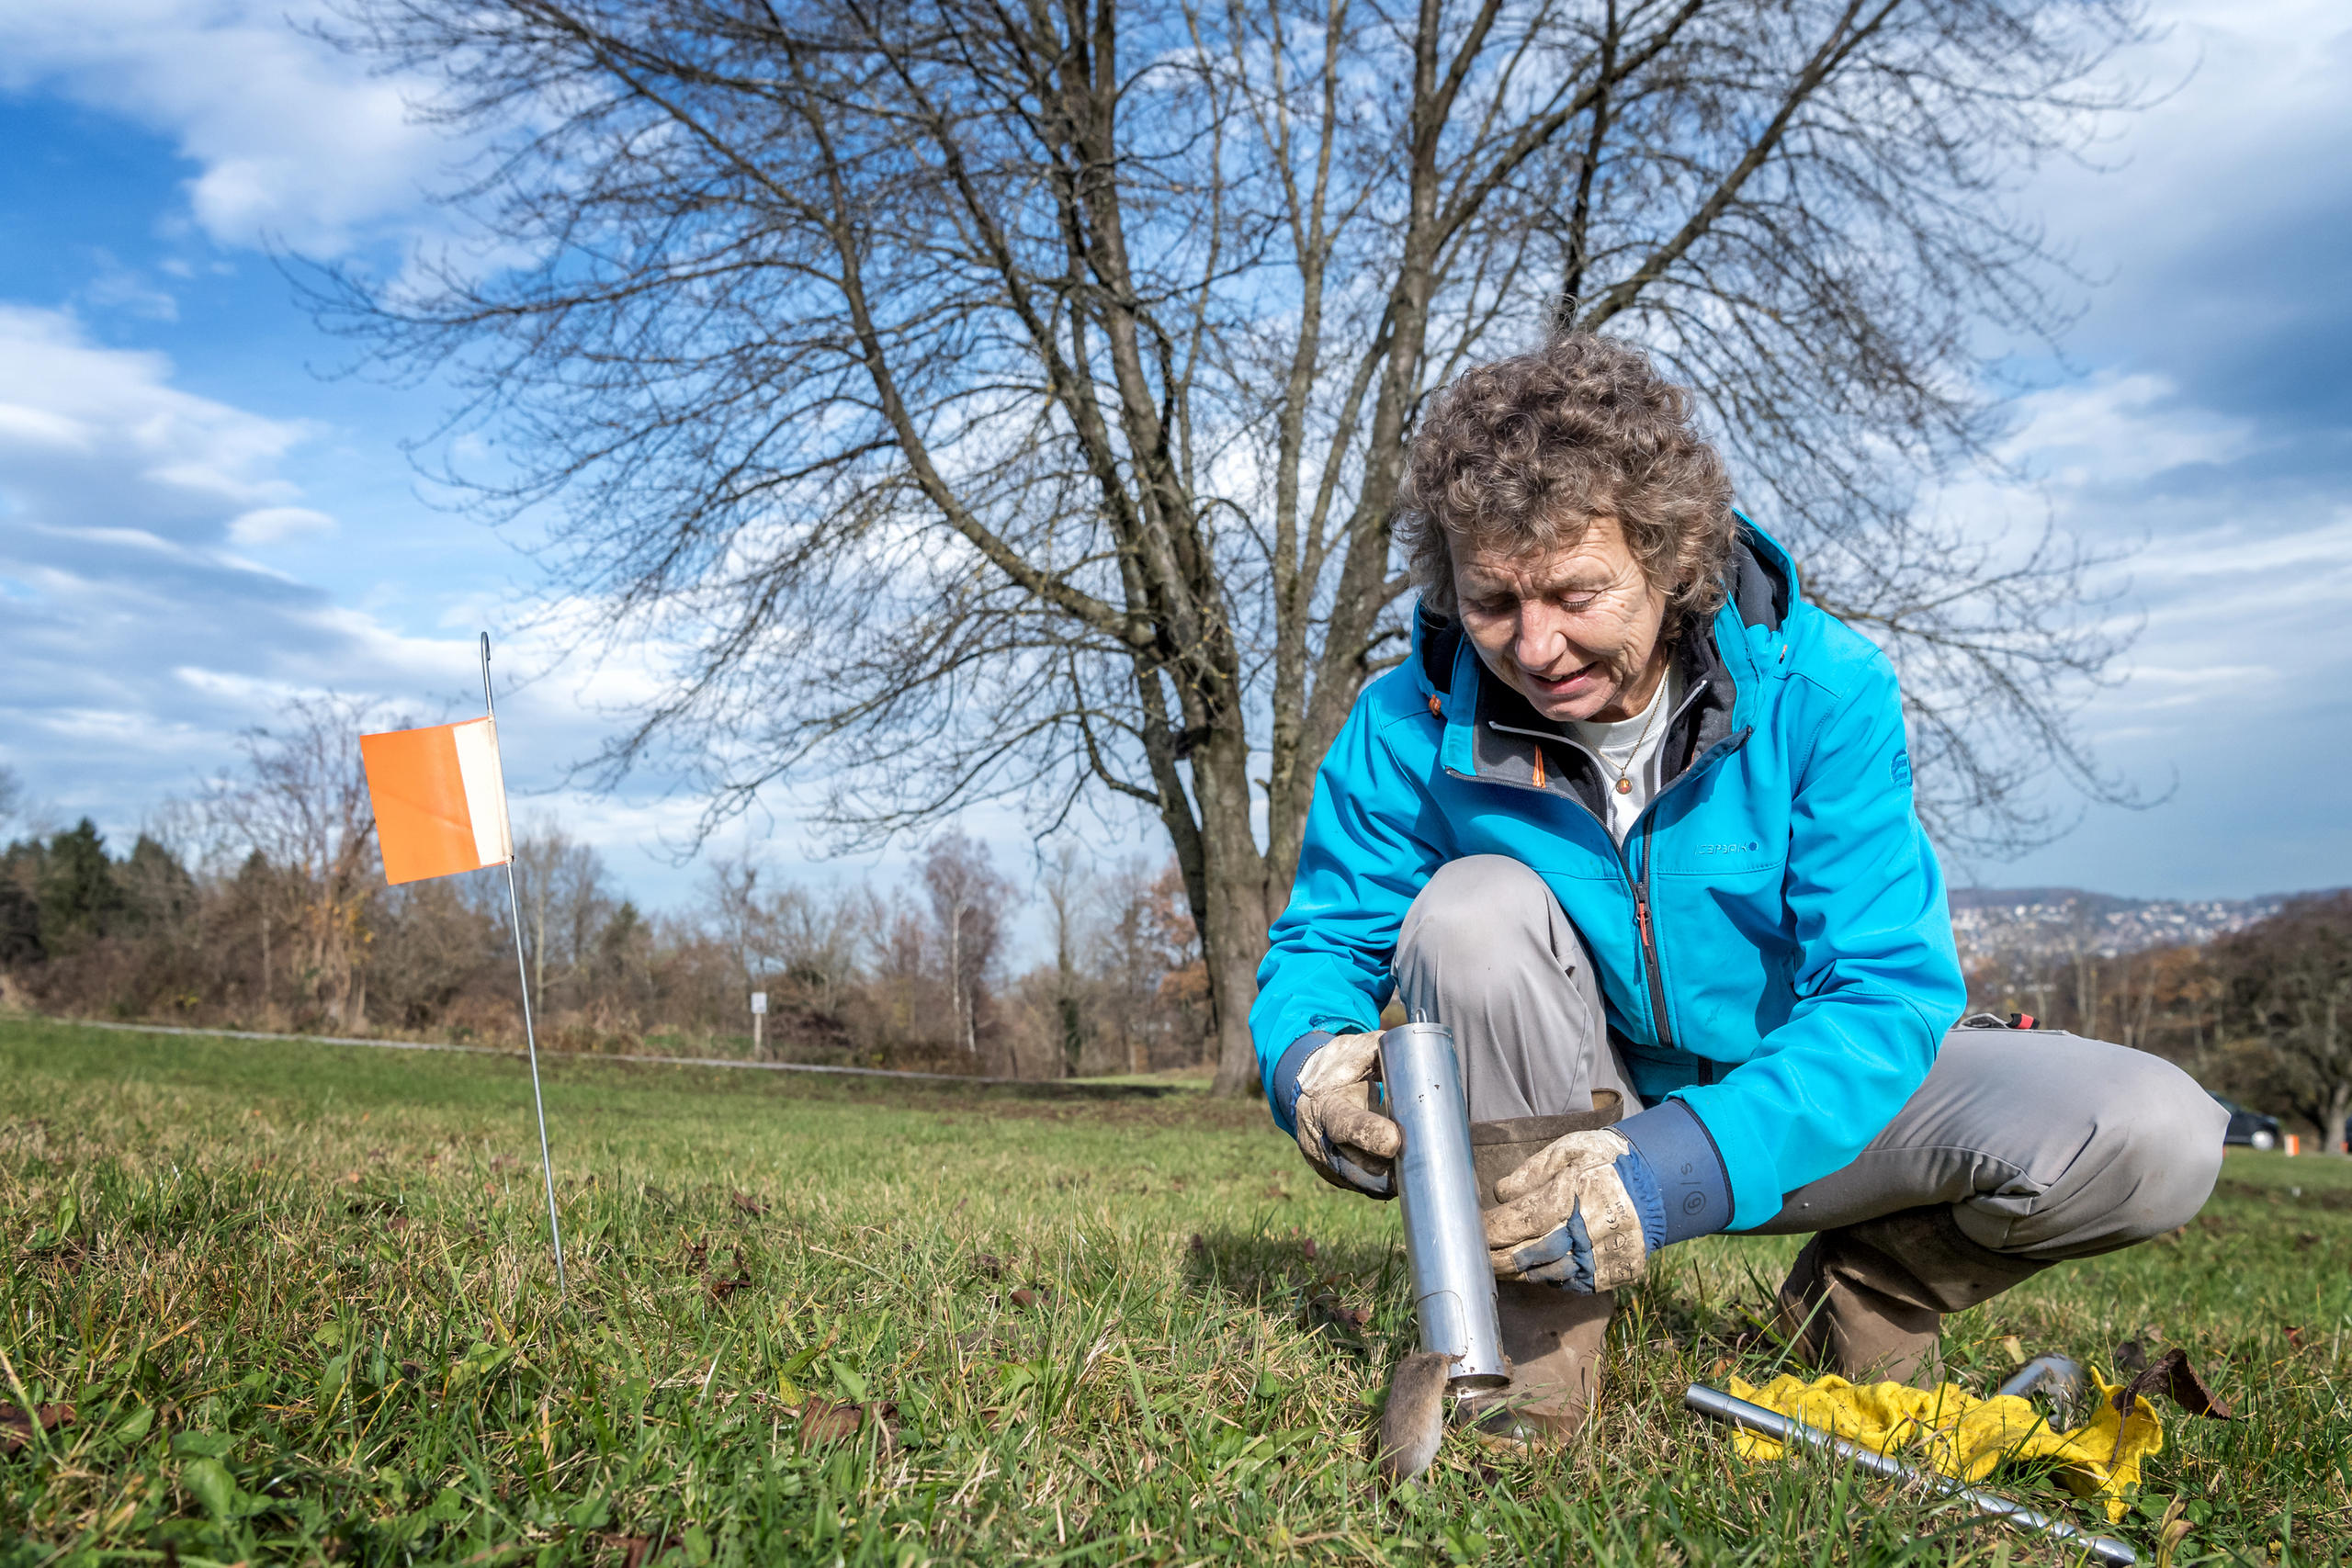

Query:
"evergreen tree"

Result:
[[123, 834, 198, 931], [38, 819, 126, 953], [0, 879, 40, 967]]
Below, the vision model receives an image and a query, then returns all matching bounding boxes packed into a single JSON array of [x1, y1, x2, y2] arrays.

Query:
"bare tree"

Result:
[[511, 822, 613, 1016], [922, 831, 1014, 1055], [0, 766, 25, 840], [1039, 840, 1091, 1077], [768, 881, 871, 1016], [2215, 895, 2352, 1157], [205, 694, 387, 1029], [322, 0, 2147, 1092]]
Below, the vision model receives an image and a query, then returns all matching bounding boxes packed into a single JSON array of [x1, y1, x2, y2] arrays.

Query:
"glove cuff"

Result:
[[1617, 1099, 1733, 1246], [1268, 1031, 1333, 1133]]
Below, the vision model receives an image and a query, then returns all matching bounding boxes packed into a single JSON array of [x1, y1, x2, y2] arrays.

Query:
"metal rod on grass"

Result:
[[1683, 1384, 2135, 1566], [481, 632, 567, 1295]]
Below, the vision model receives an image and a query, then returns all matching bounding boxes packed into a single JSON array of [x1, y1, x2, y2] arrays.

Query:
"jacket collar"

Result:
[[1414, 517, 1792, 813]]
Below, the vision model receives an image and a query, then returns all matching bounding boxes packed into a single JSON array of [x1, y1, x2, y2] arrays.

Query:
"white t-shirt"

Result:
[[1568, 667, 1679, 843]]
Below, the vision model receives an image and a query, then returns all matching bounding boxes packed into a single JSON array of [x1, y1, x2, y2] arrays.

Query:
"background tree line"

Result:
[[6, 722, 2344, 1133], [0, 713, 1208, 1080], [1966, 891, 2352, 1156]]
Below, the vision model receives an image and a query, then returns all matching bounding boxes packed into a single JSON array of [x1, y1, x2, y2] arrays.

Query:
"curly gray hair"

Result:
[[1398, 334, 1736, 637]]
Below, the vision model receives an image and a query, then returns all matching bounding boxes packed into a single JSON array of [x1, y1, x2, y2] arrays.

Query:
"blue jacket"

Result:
[[1253, 525, 1964, 1231]]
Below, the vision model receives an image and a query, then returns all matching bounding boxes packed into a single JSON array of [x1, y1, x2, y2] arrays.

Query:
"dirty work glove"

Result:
[[1290, 1032, 1400, 1199], [1482, 1128, 1662, 1293]]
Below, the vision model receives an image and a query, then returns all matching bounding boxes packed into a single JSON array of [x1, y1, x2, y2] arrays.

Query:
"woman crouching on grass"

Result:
[[1250, 333, 2224, 1438]]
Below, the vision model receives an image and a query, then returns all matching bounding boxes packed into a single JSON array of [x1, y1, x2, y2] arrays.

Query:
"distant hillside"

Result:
[[1947, 886, 2295, 966]]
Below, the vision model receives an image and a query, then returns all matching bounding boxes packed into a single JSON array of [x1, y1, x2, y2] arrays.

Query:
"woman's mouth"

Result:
[[1524, 661, 1598, 694]]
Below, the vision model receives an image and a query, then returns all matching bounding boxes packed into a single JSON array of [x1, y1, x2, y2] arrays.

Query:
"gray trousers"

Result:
[[1396, 857, 2226, 1259]]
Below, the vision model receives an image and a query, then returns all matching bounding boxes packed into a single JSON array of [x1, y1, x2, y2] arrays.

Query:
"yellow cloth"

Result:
[[1726, 1369, 2164, 1524]]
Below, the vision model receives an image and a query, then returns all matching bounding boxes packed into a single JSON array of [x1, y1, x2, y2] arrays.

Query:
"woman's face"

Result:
[[1451, 515, 1670, 724]]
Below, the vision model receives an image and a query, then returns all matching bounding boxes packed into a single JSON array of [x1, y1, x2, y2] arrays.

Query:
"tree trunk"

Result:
[[1196, 727, 1272, 1098]]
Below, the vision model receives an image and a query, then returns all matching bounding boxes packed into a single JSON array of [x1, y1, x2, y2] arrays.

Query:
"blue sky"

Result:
[[1, 0, 2347, 914]]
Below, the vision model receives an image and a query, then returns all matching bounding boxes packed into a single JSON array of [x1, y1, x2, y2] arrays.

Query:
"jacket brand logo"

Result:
[[1699, 841, 1759, 854]]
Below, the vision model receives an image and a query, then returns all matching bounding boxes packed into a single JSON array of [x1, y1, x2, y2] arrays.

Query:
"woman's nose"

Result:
[[1514, 604, 1566, 665]]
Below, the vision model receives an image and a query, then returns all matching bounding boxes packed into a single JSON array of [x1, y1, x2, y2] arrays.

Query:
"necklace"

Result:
[[1598, 676, 1668, 795]]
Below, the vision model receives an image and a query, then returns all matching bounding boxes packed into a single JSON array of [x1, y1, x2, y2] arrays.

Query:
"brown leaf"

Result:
[[798, 1397, 861, 1444], [730, 1191, 768, 1216], [797, 1396, 894, 1449], [387, 1214, 410, 1234], [707, 1271, 752, 1303], [970, 1253, 1005, 1280], [2113, 1347, 2233, 1420], [684, 1237, 709, 1269], [1301, 1237, 1318, 1259], [2286, 1325, 2305, 1351], [0, 1402, 74, 1454], [616, 1532, 673, 1568], [1009, 1288, 1042, 1310]]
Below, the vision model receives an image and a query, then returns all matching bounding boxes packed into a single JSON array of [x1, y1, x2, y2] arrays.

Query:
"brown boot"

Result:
[[1462, 1097, 1624, 1443], [1464, 1281, 1615, 1441], [1776, 1206, 2050, 1386]]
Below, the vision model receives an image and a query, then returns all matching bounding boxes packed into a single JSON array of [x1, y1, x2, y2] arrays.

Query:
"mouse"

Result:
[[1377, 1350, 1453, 1483]]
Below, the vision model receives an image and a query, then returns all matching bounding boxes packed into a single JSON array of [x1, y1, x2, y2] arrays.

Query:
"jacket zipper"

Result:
[[1466, 679, 1732, 1051], [1631, 838, 1675, 1052]]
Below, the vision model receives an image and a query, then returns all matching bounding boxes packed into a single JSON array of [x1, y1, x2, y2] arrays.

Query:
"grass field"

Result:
[[2, 1017, 2346, 1566]]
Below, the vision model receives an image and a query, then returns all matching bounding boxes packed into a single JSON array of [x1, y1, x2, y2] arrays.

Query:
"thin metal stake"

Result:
[[481, 632, 567, 1295], [1683, 1383, 2135, 1564]]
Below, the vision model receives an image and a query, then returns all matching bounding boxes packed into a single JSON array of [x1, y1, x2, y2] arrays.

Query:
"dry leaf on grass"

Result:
[[797, 1397, 898, 1451], [616, 1531, 674, 1568], [2113, 1347, 2233, 1420], [730, 1191, 768, 1216], [0, 1403, 74, 1453]]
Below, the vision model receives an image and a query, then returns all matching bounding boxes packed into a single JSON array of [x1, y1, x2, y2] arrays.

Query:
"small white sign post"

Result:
[[751, 990, 767, 1055]]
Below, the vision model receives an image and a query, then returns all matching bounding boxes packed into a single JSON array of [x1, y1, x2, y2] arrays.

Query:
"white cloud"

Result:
[[0, 304, 314, 525], [2000, 372, 2260, 487], [2031, 1, 2352, 245], [0, 307, 740, 901], [227, 505, 338, 546], [0, 0, 448, 255], [81, 251, 178, 321], [0, 401, 94, 451]]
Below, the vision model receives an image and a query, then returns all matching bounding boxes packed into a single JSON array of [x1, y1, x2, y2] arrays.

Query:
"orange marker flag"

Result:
[[363, 634, 567, 1295], [359, 716, 514, 885]]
